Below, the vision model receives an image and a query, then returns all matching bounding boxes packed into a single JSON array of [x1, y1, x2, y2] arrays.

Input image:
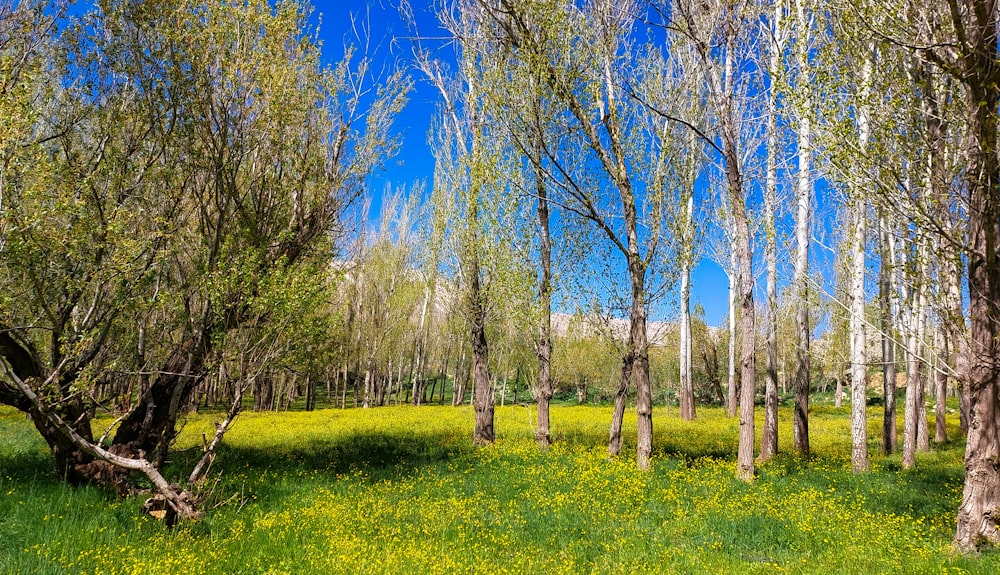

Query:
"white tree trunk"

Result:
[[916, 242, 931, 452], [792, 0, 812, 456], [902, 236, 921, 469], [727, 251, 738, 418], [879, 210, 898, 454], [849, 199, 869, 472], [850, 42, 872, 473], [760, 0, 784, 462], [679, 191, 695, 421]]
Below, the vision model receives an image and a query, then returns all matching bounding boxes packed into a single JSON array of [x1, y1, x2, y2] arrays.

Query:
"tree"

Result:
[[670, 0, 762, 480], [878, 210, 898, 454], [790, 0, 814, 457], [759, 0, 786, 462], [419, 0, 541, 444], [480, 0, 688, 469], [1, 0, 407, 513], [848, 39, 875, 474], [338, 191, 424, 408]]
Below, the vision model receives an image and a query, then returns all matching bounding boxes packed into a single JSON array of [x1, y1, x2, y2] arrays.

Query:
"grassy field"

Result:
[[1, 401, 997, 574]]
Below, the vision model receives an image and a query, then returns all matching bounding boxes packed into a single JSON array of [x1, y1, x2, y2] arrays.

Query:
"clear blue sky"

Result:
[[319, 0, 746, 328]]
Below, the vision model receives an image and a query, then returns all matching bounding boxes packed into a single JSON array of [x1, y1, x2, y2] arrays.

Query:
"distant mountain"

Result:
[[550, 312, 674, 345]]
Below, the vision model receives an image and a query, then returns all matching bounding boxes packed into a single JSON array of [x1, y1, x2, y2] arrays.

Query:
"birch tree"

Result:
[[847, 40, 874, 473]]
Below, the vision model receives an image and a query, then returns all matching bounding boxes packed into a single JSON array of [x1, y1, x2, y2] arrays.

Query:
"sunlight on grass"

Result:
[[1, 403, 994, 574]]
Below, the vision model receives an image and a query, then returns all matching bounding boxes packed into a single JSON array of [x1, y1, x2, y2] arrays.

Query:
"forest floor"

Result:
[[1, 401, 996, 574]]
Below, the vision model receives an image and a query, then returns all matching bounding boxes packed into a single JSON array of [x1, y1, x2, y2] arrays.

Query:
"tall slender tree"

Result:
[[759, 0, 785, 462], [671, 0, 761, 480], [790, 0, 813, 456], [848, 39, 874, 473]]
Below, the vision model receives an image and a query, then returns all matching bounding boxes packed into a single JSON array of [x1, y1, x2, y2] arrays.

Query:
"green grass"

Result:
[[1, 402, 995, 574]]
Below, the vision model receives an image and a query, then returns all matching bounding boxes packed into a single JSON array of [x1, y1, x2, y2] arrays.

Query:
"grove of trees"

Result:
[[2, 0, 999, 552]]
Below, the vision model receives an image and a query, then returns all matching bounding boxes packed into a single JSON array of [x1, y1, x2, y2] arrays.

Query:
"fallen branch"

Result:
[[189, 385, 243, 484], [3, 362, 202, 523]]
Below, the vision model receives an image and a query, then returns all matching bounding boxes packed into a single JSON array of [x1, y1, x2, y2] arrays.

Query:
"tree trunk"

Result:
[[850, 42, 872, 473], [630, 258, 653, 470], [791, 0, 813, 458], [835, 371, 843, 409], [453, 344, 468, 407], [916, 243, 931, 453], [760, 0, 783, 462], [849, 196, 868, 472], [902, 266, 921, 469], [532, 98, 555, 448], [679, 252, 695, 421], [719, 79, 757, 479], [113, 331, 211, 460], [939, 222, 968, 436], [953, 4, 1000, 547], [879, 211, 898, 454], [362, 368, 372, 409], [679, 191, 696, 422], [726, 260, 738, 418], [470, 257, 494, 444], [934, 324, 948, 443], [734, 199, 756, 481], [411, 284, 431, 406], [608, 355, 633, 458]]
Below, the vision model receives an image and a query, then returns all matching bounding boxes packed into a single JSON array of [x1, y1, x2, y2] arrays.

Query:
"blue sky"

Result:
[[316, 0, 750, 328]]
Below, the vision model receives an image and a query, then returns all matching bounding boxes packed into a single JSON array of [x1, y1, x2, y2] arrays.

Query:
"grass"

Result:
[[1, 401, 996, 574]]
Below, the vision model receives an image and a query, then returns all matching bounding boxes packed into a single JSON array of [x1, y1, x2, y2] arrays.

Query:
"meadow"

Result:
[[1, 401, 997, 574]]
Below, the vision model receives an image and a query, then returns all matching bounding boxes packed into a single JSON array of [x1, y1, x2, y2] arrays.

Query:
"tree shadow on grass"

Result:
[[0, 414, 60, 484], [0, 448, 57, 483], [170, 429, 469, 481], [760, 452, 966, 523]]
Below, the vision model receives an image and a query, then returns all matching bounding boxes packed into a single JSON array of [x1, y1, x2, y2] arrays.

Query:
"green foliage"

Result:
[[1, 403, 995, 573], [1, 0, 406, 425]]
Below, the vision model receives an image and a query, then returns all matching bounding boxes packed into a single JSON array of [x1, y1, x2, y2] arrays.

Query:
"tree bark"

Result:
[[470, 259, 495, 444], [0, 332, 97, 484], [726, 256, 738, 418], [733, 193, 756, 481], [850, 41, 872, 473], [934, 324, 948, 443], [849, 195, 869, 473], [916, 242, 931, 453], [679, 192, 696, 422], [534, 114, 554, 449], [760, 0, 783, 462], [902, 269, 921, 469], [631, 259, 653, 469], [953, 0, 1000, 549], [112, 330, 211, 461], [792, 0, 812, 458], [721, 71, 756, 479], [879, 211, 898, 454], [608, 355, 633, 458], [835, 371, 843, 409]]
